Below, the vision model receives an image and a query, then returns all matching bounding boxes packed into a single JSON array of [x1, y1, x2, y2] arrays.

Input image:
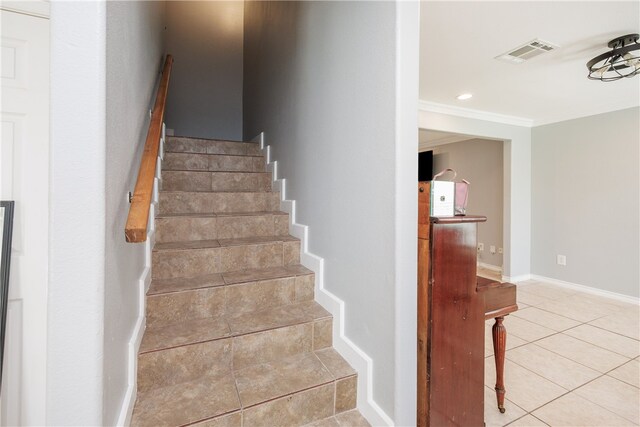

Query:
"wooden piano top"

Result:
[[477, 276, 519, 320]]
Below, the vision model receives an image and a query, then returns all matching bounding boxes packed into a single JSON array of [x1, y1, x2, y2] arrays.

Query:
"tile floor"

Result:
[[484, 279, 640, 426]]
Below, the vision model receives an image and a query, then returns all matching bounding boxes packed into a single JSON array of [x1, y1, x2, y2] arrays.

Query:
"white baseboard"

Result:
[[477, 262, 502, 273], [529, 275, 640, 305], [116, 135, 164, 426], [253, 132, 394, 427], [502, 274, 531, 283]]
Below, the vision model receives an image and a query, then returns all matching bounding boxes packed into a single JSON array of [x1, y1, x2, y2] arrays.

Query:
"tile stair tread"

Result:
[[149, 264, 313, 295], [235, 352, 335, 408], [165, 142, 259, 153], [163, 168, 266, 173], [154, 235, 299, 251], [163, 169, 269, 174], [131, 371, 240, 427], [168, 135, 252, 144], [159, 189, 275, 194], [304, 410, 372, 427], [156, 210, 288, 219], [164, 144, 260, 150], [138, 134, 363, 426], [164, 151, 264, 158], [140, 300, 331, 354], [132, 351, 357, 427]]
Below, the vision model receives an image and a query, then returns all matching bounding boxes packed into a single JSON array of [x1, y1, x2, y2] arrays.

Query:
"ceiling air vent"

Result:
[[495, 39, 558, 64]]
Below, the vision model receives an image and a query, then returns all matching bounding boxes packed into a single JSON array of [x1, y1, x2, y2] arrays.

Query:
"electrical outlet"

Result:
[[478, 243, 484, 251], [557, 254, 567, 266], [490, 245, 496, 254], [498, 247, 503, 254]]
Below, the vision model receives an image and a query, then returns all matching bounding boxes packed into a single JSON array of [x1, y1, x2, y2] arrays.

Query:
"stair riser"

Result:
[[152, 241, 301, 280], [162, 171, 272, 192], [156, 214, 289, 243], [163, 152, 265, 172], [159, 192, 281, 215], [242, 383, 334, 427], [166, 137, 261, 156], [240, 378, 357, 427], [137, 337, 232, 393], [146, 274, 314, 328], [138, 320, 332, 392]]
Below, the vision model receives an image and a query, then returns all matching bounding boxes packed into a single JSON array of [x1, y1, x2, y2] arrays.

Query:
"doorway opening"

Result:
[[418, 129, 505, 281]]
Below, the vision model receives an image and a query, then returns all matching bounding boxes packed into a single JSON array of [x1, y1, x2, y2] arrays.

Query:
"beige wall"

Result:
[[427, 138, 504, 268]]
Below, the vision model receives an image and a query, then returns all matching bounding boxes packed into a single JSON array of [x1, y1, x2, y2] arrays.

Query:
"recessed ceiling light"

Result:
[[457, 93, 473, 100]]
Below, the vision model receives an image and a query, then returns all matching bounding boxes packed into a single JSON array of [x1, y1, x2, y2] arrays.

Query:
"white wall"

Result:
[[531, 107, 640, 297], [105, 1, 165, 425], [243, 1, 419, 423], [165, 1, 244, 140], [48, 2, 107, 424], [429, 138, 504, 267], [419, 109, 532, 281], [48, 1, 165, 424]]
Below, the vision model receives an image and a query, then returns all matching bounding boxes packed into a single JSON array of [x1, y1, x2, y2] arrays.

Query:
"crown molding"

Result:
[[531, 103, 640, 127], [418, 100, 534, 128], [0, 1, 49, 18], [418, 133, 473, 151]]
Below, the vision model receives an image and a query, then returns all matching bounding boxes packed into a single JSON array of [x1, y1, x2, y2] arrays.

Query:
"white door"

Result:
[[0, 6, 49, 426]]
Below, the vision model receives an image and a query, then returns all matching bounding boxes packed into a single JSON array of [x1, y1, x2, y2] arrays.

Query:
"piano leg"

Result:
[[492, 316, 507, 413]]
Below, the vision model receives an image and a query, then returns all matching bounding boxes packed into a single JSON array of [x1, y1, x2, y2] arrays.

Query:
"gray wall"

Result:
[[429, 138, 504, 267], [105, 1, 165, 424], [531, 107, 640, 297], [165, 1, 243, 140], [243, 1, 418, 421]]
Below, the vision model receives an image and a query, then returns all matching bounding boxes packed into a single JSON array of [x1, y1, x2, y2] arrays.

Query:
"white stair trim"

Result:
[[116, 132, 164, 427], [253, 132, 394, 427]]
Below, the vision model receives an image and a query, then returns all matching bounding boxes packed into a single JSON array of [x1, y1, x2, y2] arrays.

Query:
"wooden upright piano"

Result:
[[417, 182, 518, 426]]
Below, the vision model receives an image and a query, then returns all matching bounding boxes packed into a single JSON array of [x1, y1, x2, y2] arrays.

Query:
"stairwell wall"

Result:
[[164, 1, 244, 140], [104, 1, 165, 425], [243, 1, 419, 423], [48, 2, 107, 424]]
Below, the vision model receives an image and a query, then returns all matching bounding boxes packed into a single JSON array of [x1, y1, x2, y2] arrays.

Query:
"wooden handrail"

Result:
[[125, 55, 173, 243]]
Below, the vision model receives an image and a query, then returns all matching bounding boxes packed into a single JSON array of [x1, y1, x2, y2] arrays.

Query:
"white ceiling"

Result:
[[419, 1, 640, 126]]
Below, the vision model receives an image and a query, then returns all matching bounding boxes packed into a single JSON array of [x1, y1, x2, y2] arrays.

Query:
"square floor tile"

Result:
[[590, 312, 640, 341], [570, 292, 638, 311], [511, 307, 580, 332], [532, 391, 635, 426], [536, 298, 615, 323], [507, 344, 601, 390], [506, 414, 549, 426], [515, 283, 578, 300], [501, 316, 556, 342], [608, 359, 640, 389], [484, 386, 527, 427], [574, 375, 640, 424], [517, 291, 554, 307], [485, 358, 567, 412], [564, 324, 640, 359], [535, 333, 630, 373]]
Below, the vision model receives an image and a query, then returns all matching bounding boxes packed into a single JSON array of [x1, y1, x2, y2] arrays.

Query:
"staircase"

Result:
[[131, 136, 370, 427]]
